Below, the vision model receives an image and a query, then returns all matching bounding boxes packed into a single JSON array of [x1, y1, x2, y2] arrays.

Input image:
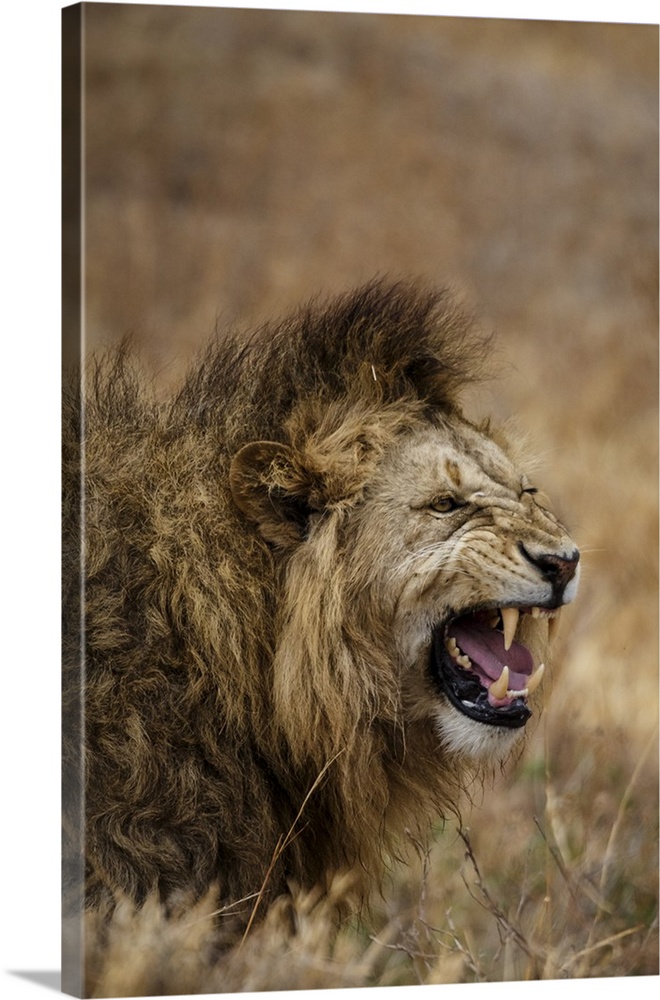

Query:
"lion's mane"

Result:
[[63, 280, 493, 914]]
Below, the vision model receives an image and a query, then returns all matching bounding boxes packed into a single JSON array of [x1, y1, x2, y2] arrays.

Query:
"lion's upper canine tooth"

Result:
[[489, 665, 510, 700], [501, 607, 519, 651], [526, 662, 545, 695], [548, 610, 561, 642]]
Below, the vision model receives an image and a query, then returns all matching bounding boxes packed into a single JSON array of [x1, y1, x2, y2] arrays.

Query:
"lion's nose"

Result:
[[519, 544, 580, 597]]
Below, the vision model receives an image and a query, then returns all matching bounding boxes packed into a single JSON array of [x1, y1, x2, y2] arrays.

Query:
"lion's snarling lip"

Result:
[[430, 605, 556, 729]]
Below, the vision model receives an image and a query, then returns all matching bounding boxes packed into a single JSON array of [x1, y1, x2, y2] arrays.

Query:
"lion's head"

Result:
[[64, 280, 579, 915], [230, 399, 579, 770]]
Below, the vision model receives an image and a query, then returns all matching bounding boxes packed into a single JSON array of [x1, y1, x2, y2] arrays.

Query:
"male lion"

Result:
[[62, 280, 579, 924]]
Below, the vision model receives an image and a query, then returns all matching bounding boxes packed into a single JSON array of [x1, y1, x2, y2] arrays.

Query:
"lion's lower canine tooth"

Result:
[[526, 662, 545, 695], [501, 608, 519, 651], [489, 665, 510, 700], [548, 611, 561, 642]]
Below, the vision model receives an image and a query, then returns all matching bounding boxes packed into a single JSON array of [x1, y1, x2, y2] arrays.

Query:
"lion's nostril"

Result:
[[519, 544, 580, 591]]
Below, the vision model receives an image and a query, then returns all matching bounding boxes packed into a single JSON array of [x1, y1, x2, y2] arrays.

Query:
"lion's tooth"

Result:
[[445, 637, 472, 668], [489, 665, 510, 700], [526, 662, 545, 695], [531, 606, 541, 619], [501, 608, 519, 651], [548, 610, 561, 642]]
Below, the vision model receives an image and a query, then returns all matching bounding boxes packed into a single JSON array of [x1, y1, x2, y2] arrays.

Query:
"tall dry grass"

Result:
[[71, 5, 658, 993], [83, 720, 658, 994]]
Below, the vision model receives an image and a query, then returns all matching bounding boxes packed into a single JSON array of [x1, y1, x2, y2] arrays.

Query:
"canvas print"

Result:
[[62, 3, 659, 997]]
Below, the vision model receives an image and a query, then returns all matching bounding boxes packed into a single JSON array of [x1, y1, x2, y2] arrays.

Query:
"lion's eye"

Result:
[[522, 486, 539, 496], [429, 496, 460, 514]]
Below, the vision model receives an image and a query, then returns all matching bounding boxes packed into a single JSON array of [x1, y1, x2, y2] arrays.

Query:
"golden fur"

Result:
[[62, 280, 578, 926]]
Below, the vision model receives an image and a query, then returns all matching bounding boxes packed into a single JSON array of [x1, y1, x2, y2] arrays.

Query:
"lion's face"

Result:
[[231, 410, 579, 765], [343, 417, 579, 760]]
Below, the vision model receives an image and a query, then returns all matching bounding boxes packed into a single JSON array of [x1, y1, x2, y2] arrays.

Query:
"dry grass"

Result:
[[69, 4, 658, 993], [375, 724, 659, 984], [83, 723, 658, 994]]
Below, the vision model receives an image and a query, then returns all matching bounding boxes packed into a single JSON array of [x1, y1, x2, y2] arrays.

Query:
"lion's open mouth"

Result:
[[431, 606, 557, 728]]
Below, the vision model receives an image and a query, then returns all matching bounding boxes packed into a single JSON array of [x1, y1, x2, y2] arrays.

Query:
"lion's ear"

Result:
[[229, 441, 313, 548]]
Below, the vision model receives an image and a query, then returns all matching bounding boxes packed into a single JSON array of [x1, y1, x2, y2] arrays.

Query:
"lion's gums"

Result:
[[68, 7, 658, 993]]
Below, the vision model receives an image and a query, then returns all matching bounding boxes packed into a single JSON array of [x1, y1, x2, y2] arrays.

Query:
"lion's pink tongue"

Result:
[[448, 619, 533, 686]]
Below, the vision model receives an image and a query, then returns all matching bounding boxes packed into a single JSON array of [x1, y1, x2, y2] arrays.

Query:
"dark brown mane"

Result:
[[168, 278, 490, 440]]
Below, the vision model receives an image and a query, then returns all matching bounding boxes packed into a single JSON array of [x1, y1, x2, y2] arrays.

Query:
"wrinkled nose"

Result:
[[519, 544, 580, 598]]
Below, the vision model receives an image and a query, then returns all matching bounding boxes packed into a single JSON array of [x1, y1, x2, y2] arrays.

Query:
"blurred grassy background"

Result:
[[79, 2, 658, 986]]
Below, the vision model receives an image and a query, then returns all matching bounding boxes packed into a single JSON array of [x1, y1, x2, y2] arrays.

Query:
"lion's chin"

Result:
[[433, 701, 524, 762]]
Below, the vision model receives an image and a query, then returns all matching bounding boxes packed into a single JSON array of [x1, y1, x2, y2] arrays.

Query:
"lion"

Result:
[[62, 279, 579, 930]]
